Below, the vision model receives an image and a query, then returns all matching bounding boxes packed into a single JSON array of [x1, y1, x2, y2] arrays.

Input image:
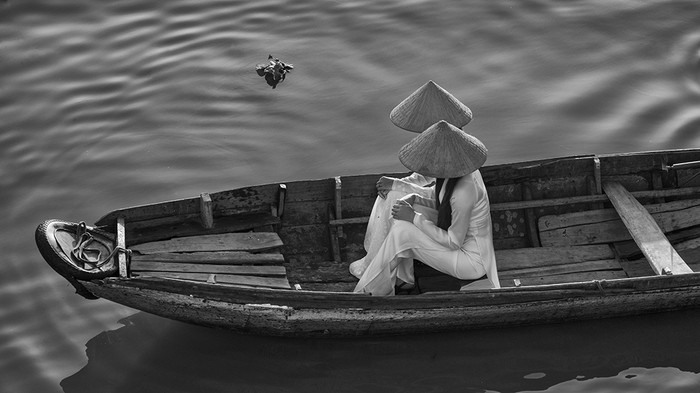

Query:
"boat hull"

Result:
[[82, 275, 700, 336]]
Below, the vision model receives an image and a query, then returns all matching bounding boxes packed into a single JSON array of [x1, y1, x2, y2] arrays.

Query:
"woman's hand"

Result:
[[392, 199, 415, 222], [376, 176, 394, 199]]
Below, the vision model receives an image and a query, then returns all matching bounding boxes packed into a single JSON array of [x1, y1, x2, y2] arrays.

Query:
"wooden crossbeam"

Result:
[[603, 182, 693, 275]]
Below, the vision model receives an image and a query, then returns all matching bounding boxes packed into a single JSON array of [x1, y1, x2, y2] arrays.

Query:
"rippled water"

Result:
[[3, 0, 700, 392]]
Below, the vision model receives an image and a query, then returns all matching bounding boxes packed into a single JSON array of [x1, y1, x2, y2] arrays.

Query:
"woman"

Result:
[[353, 120, 499, 295]]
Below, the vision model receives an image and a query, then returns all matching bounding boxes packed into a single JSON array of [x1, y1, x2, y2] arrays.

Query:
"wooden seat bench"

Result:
[[127, 232, 291, 289]]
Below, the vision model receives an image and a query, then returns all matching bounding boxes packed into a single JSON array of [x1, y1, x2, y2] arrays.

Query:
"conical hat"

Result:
[[398, 120, 487, 178], [390, 80, 473, 132]]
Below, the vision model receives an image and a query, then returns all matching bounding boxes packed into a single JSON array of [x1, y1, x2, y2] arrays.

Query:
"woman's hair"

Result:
[[435, 178, 459, 230]]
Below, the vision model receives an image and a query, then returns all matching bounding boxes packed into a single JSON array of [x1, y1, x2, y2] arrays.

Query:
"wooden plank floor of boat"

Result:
[[129, 232, 291, 289]]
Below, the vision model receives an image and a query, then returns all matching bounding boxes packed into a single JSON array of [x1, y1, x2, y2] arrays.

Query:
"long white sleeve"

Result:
[[411, 177, 476, 250], [392, 173, 435, 197]]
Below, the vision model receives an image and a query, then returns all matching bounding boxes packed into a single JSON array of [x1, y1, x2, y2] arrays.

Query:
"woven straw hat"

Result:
[[390, 80, 473, 132], [398, 120, 487, 178]]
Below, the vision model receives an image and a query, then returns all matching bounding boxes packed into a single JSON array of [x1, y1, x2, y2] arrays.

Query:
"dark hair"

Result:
[[435, 178, 458, 230]]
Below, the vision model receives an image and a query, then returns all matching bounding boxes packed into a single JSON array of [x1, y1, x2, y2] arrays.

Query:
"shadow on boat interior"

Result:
[[60, 309, 700, 393]]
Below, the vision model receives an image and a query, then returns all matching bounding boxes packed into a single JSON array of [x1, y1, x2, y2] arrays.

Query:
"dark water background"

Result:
[[3, 0, 700, 392]]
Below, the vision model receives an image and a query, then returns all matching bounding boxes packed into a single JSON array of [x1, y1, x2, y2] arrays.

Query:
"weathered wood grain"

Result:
[[125, 213, 281, 246], [502, 270, 627, 286], [481, 155, 595, 186], [131, 251, 285, 265], [199, 193, 214, 229], [85, 274, 700, 311], [540, 199, 700, 231], [131, 232, 284, 254], [132, 272, 291, 289], [499, 260, 622, 280], [539, 199, 700, 247], [495, 245, 615, 270], [614, 226, 700, 259], [116, 217, 127, 277], [131, 261, 287, 276], [603, 181, 693, 275], [81, 277, 700, 336]]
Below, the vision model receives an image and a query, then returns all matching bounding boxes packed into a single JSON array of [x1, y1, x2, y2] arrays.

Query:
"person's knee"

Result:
[[389, 220, 420, 242]]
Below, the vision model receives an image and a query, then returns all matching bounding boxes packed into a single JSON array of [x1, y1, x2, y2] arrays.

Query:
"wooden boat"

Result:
[[35, 149, 700, 336]]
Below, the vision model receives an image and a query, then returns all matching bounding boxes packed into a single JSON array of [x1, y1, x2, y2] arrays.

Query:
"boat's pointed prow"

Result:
[[35, 219, 119, 299]]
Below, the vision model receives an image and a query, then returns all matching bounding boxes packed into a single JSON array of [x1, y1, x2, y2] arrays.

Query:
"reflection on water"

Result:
[[2, 0, 700, 391], [62, 310, 700, 393]]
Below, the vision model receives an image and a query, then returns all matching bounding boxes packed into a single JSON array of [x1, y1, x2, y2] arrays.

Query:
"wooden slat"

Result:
[[116, 217, 128, 277], [135, 271, 291, 289], [95, 183, 283, 227], [329, 216, 369, 226], [540, 199, 700, 231], [199, 193, 214, 229], [539, 200, 700, 247], [491, 186, 700, 212], [131, 251, 285, 265], [131, 232, 283, 254], [603, 181, 693, 275], [501, 270, 627, 287], [614, 226, 700, 259], [126, 213, 280, 246], [495, 245, 615, 271], [334, 176, 344, 240], [618, 259, 656, 277], [499, 260, 621, 279], [131, 261, 287, 276], [522, 183, 540, 247]]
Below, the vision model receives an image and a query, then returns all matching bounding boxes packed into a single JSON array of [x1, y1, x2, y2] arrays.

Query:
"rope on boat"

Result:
[[72, 222, 131, 270]]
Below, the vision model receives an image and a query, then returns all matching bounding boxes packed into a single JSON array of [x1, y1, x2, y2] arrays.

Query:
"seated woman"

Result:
[[353, 120, 499, 295]]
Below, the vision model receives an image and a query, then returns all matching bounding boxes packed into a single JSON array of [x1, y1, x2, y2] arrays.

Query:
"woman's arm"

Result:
[[398, 193, 436, 210], [378, 173, 435, 199]]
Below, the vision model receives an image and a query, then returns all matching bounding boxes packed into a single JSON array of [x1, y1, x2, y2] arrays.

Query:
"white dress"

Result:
[[348, 172, 435, 278], [353, 170, 499, 296]]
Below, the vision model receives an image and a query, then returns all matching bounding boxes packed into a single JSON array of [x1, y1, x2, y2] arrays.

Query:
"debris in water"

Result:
[[255, 55, 293, 89]]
